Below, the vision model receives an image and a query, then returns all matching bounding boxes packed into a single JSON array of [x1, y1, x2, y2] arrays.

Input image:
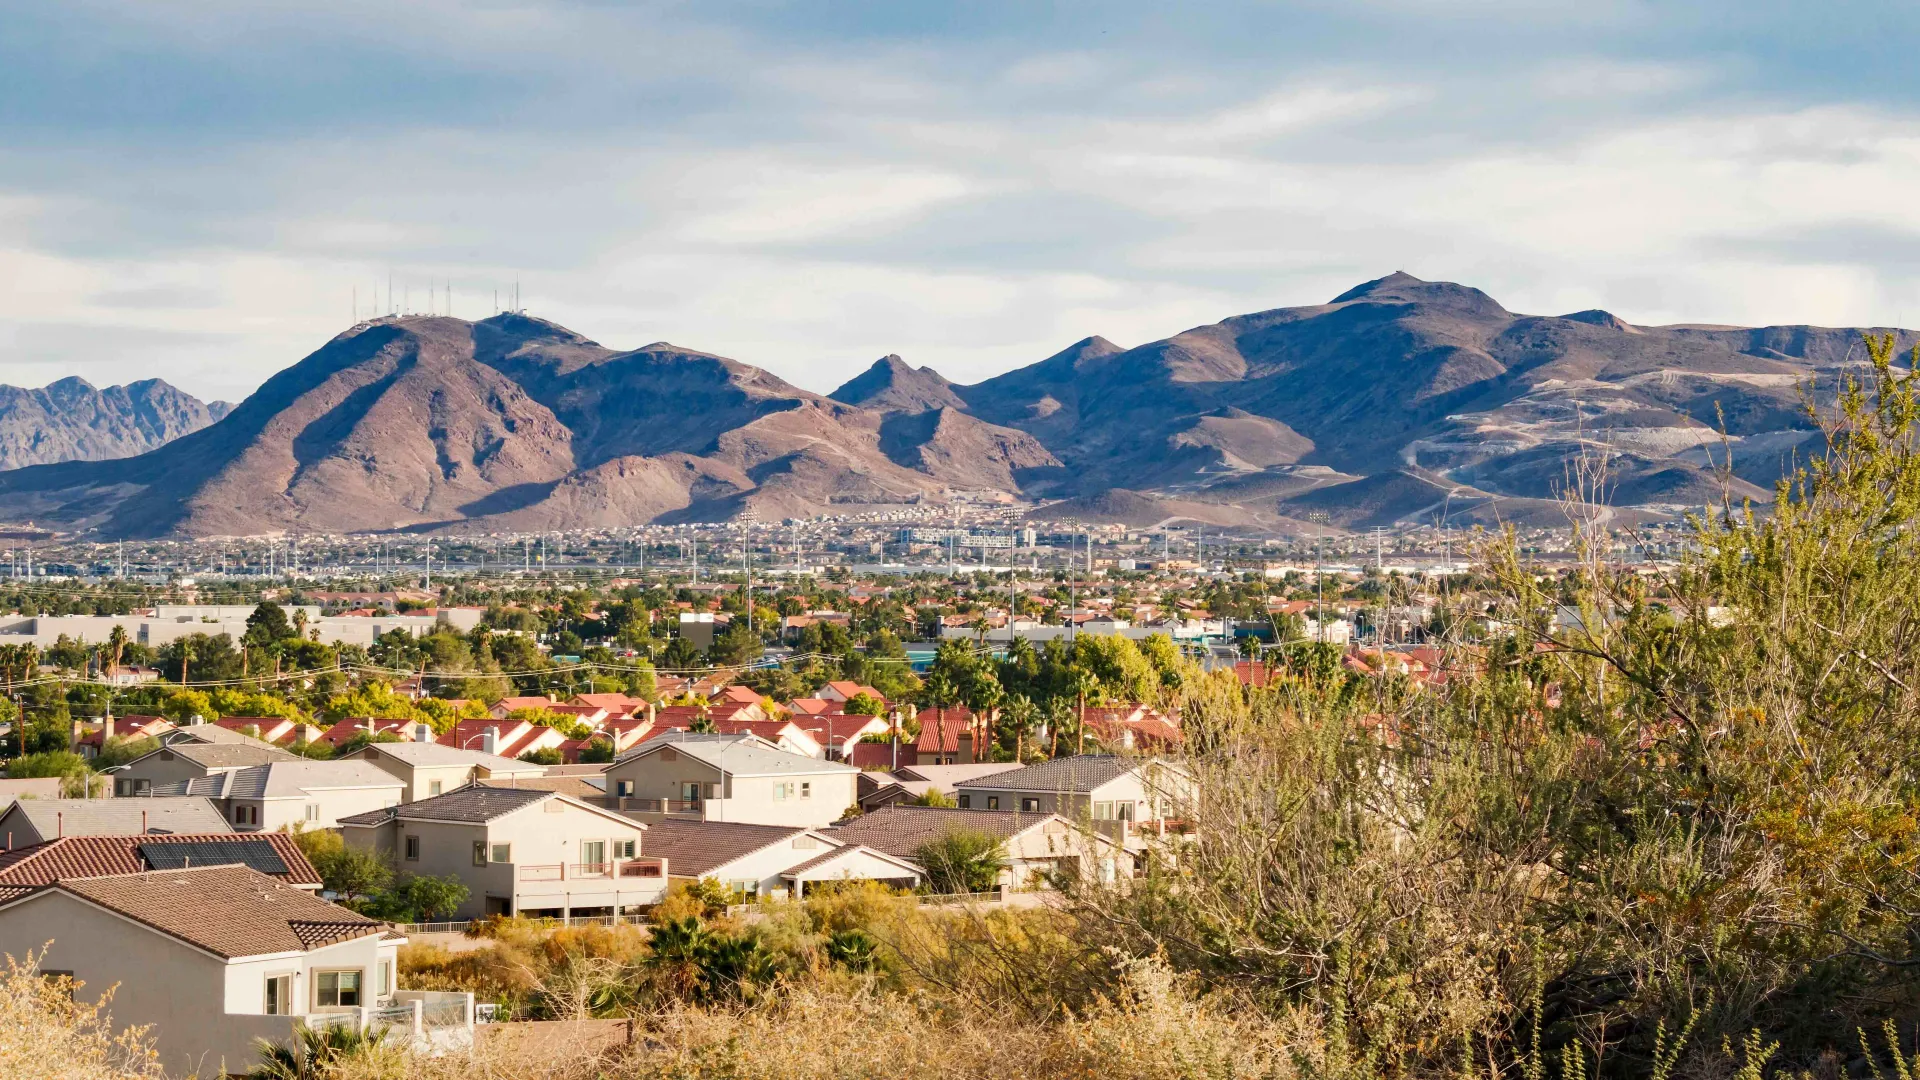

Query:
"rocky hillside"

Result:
[[0, 274, 1900, 537], [0, 377, 230, 471]]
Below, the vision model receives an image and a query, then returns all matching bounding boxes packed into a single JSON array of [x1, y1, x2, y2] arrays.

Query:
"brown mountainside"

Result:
[[0, 273, 1904, 537]]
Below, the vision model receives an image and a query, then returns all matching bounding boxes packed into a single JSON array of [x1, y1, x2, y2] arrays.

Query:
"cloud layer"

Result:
[[4, 1, 1920, 400]]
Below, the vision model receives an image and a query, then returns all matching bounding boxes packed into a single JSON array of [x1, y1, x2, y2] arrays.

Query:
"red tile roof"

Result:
[[0, 833, 321, 889]]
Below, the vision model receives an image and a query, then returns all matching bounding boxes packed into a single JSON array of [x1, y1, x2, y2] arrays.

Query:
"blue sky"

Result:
[[3, 1, 1920, 400]]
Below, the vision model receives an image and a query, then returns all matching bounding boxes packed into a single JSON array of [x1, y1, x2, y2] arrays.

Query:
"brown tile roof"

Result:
[[476, 776, 604, 798], [639, 819, 813, 877], [0, 833, 320, 888], [825, 805, 1060, 859], [44, 865, 384, 959], [338, 784, 553, 826]]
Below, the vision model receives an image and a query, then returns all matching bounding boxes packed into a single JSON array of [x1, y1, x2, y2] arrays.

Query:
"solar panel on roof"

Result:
[[137, 839, 289, 876]]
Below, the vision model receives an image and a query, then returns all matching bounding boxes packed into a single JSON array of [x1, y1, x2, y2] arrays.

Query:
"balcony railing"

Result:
[[518, 859, 668, 882], [588, 796, 706, 814]]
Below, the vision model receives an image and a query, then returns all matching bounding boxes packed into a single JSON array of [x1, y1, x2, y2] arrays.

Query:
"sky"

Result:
[[4, 1, 1920, 402]]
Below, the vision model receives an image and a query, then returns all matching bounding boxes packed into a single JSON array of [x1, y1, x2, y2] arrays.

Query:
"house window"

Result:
[[612, 840, 636, 859], [404, 835, 421, 861], [428, 781, 444, 797], [115, 778, 151, 797], [680, 781, 702, 804], [580, 840, 606, 870], [773, 783, 788, 802], [616, 780, 634, 797], [473, 841, 489, 867], [377, 960, 393, 999], [1021, 798, 1040, 813], [800, 782, 811, 800], [957, 794, 971, 809], [987, 796, 1000, 810], [1092, 801, 1114, 820], [265, 974, 293, 1015], [491, 843, 512, 864], [315, 969, 363, 1009], [304, 804, 320, 822]]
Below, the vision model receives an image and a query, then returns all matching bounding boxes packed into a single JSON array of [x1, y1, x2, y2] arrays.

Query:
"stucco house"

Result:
[[638, 818, 920, 900], [952, 755, 1196, 853], [349, 741, 547, 802], [338, 785, 663, 919], [109, 738, 302, 796], [826, 804, 1127, 889], [152, 761, 405, 831], [601, 732, 860, 828], [0, 864, 441, 1075]]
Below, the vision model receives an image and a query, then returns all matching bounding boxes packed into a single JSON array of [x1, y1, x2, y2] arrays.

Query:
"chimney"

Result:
[[647, 702, 656, 724], [413, 723, 433, 744], [956, 730, 974, 765], [70, 719, 83, 752], [482, 728, 497, 756], [103, 713, 115, 743]]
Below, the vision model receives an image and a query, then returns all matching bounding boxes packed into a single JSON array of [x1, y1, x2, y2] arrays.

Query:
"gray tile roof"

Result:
[[638, 818, 816, 877], [952, 755, 1137, 795], [338, 784, 553, 826], [144, 741, 301, 771], [356, 742, 544, 772], [154, 761, 404, 800], [612, 732, 858, 777], [0, 797, 231, 838], [826, 805, 1061, 859]]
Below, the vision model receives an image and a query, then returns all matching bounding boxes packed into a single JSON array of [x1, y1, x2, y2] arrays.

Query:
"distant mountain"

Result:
[[0, 274, 1896, 537], [830, 355, 967, 414], [0, 377, 229, 471]]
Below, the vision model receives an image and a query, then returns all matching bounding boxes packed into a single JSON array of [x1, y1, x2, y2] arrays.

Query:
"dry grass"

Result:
[[0, 948, 165, 1080], [314, 955, 1313, 1080]]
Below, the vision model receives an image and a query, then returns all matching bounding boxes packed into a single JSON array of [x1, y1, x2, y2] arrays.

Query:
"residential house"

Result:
[[953, 755, 1195, 854], [567, 692, 648, 717], [912, 706, 980, 765], [601, 732, 860, 828], [310, 717, 424, 750], [0, 832, 321, 894], [707, 718, 823, 758], [488, 695, 562, 719], [855, 762, 1024, 811], [154, 761, 405, 831], [815, 680, 884, 705], [0, 864, 437, 1075], [0, 797, 231, 846], [638, 818, 919, 900], [438, 719, 570, 761], [826, 805, 1126, 889], [210, 716, 325, 746], [110, 739, 302, 797], [73, 714, 174, 759], [1077, 704, 1183, 752], [788, 711, 891, 761], [349, 742, 548, 802], [339, 786, 661, 919]]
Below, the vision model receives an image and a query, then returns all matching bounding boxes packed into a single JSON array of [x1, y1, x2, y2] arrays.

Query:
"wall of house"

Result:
[[241, 785, 403, 833], [116, 750, 228, 790], [356, 753, 478, 802], [789, 847, 920, 895], [220, 935, 399, 1015], [0, 890, 300, 1075], [488, 800, 657, 915], [602, 753, 858, 827], [341, 802, 656, 919], [696, 831, 838, 897]]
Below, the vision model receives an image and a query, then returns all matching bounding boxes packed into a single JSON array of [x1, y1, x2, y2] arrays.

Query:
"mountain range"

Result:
[[0, 272, 1902, 538], [0, 377, 230, 473]]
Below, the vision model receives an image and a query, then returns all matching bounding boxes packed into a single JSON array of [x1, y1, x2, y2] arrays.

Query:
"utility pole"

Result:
[[1316, 538, 1325, 644], [743, 520, 753, 636]]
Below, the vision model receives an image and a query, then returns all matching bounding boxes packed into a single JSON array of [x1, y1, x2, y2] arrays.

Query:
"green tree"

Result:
[[913, 829, 1005, 894], [401, 874, 470, 922]]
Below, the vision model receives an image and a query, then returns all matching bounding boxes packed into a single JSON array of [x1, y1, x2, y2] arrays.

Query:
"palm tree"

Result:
[[1003, 694, 1039, 763]]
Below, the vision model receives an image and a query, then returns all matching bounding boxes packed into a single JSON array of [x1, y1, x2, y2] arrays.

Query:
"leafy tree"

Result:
[[842, 691, 885, 716], [913, 829, 1005, 894], [401, 874, 470, 922], [519, 746, 564, 764], [242, 602, 294, 648]]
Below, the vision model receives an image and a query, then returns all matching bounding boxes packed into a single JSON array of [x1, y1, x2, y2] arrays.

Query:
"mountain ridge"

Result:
[[0, 274, 1902, 537]]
